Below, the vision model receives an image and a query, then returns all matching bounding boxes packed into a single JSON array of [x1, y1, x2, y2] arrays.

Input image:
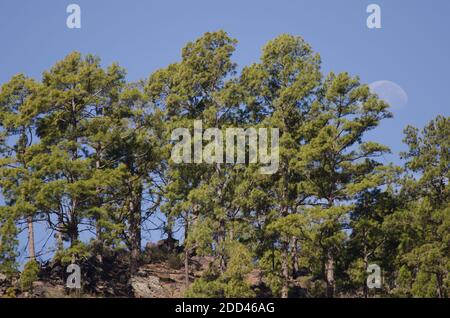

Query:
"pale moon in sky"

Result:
[[369, 80, 408, 108]]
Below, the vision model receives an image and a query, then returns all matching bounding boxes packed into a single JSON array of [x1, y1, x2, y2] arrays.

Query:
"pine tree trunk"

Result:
[[218, 219, 226, 274], [184, 215, 190, 288], [290, 236, 299, 278], [325, 197, 336, 298], [69, 224, 79, 248], [56, 228, 63, 253], [69, 199, 79, 248], [129, 183, 142, 274], [325, 249, 335, 298], [280, 160, 291, 298], [281, 242, 290, 298], [436, 273, 444, 298], [363, 249, 369, 298], [28, 216, 36, 261], [215, 161, 227, 275], [56, 212, 64, 253], [95, 156, 103, 243]]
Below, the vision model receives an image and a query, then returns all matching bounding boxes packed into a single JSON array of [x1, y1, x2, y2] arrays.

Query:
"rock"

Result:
[[191, 255, 214, 275], [129, 275, 164, 298], [0, 273, 8, 296], [29, 281, 65, 298], [156, 237, 179, 252], [31, 281, 47, 297]]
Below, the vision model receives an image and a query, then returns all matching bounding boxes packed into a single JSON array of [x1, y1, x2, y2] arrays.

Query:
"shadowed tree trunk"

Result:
[[184, 214, 190, 288], [281, 242, 290, 298], [290, 237, 299, 278], [129, 182, 142, 274]]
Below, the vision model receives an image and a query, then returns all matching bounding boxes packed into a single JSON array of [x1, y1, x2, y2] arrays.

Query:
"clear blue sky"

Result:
[[1, 0, 449, 263]]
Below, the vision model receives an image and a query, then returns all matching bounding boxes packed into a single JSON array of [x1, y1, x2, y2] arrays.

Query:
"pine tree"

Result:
[[386, 115, 449, 298], [0, 74, 40, 262], [0, 209, 18, 278], [104, 82, 166, 273], [0, 31, 447, 299], [297, 71, 391, 297], [346, 182, 400, 297], [27, 53, 128, 262], [238, 34, 322, 297], [148, 30, 240, 286]]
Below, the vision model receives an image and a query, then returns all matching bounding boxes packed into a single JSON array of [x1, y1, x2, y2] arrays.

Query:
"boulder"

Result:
[[129, 275, 164, 298]]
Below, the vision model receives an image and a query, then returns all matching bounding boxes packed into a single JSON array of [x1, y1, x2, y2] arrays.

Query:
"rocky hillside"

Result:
[[0, 239, 265, 298]]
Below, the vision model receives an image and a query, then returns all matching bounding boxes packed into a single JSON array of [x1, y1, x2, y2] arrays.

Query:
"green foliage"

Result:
[[167, 253, 183, 270], [55, 241, 91, 265], [411, 269, 438, 298], [0, 212, 18, 278], [0, 31, 448, 298], [3, 287, 17, 298], [394, 265, 413, 297], [185, 277, 227, 298], [20, 260, 40, 292], [185, 242, 255, 298], [224, 279, 255, 298], [259, 249, 284, 297]]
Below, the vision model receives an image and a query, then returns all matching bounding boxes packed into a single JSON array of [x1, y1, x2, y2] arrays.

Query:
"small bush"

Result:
[[20, 260, 40, 292], [4, 287, 17, 298], [145, 243, 167, 263], [185, 278, 226, 298], [167, 253, 183, 269]]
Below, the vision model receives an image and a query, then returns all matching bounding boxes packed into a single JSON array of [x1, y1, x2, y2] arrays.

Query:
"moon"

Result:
[[369, 80, 408, 108]]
